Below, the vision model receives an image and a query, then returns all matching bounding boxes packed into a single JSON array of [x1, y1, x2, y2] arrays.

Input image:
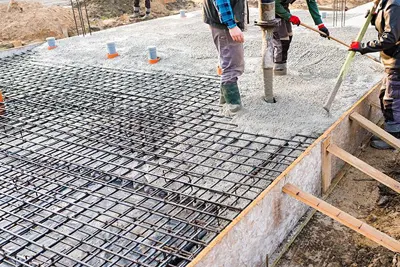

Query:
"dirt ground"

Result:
[[277, 144, 400, 267], [0, 0, 370, 49], [0, 0, 196, 49], [0, 2, 75, 47]]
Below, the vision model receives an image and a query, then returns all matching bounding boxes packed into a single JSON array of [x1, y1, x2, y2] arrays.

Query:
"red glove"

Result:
[[318, 24, 330, 38], [349, 41, 361, 50], [289, 15, 301, 26], [349, 41, 365, 54]]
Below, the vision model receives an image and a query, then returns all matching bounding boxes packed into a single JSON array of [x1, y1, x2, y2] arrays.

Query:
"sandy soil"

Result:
[[0, 2, 75, 44], [0, 0, 194, 49], [277, 145, 400, 267]]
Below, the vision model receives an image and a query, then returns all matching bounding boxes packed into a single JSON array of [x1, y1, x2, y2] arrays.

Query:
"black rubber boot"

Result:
[[274, 63, 287, 76], [370, 131, 400, 150]]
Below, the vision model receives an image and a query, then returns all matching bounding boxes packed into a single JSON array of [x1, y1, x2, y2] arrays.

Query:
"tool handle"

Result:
[[323, 0, 382, 112], [300, 22, 380, 63]]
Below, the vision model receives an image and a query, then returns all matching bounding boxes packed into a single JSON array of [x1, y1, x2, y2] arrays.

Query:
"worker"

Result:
[[132, 0, 151, 19], [274, 0, 330, 75], [203, 0, 248, 116], [349, 0, 400, 149]]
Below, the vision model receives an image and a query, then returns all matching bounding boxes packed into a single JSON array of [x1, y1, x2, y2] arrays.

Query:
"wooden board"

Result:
[[350, 111, 400, 150], [327, 143, 400, 194], [322, 137, 332, 193], [283, 183, 400, 253]]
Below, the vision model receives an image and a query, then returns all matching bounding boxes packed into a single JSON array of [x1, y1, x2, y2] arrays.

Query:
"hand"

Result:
[[318, 24, 330, 38], [289, 15, 301, 26], [349, 41, 363, 53], [365, 9, 378, 25], [229, 26, 244, 43], [364, 9, 377, 18]]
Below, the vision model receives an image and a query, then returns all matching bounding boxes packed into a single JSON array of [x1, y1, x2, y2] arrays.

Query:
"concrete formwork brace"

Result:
[[327, 143, 400, 194], [284, 113, 400, 253], [190, 82, 383, 267], [321, 111, 400, 195], [283, 183, 400, 253], [350, 111, 400, 150]]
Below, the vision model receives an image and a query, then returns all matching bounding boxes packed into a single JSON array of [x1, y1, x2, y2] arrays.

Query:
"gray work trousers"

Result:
[[380, 71, 400, 132], [211, 26, 245, 84], [272, 18, 293, 64]]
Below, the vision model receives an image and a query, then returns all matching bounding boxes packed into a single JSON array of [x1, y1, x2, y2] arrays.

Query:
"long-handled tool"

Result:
[[300, 22, 380, 63], [323, 0, 381, 112]]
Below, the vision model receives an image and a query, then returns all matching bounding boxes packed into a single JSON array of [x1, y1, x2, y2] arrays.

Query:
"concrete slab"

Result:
[[28, 8, 383, 139]]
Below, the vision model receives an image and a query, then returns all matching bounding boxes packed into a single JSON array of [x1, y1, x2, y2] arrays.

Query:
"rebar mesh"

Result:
[[0, 55, 316, 267]]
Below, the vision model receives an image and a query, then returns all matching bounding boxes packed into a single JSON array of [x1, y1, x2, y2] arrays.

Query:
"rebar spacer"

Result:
[[149, 57, 161, 64], [107, 53, 119, 59], [46, 37, 57, 50], [106, 42, 119, 59]]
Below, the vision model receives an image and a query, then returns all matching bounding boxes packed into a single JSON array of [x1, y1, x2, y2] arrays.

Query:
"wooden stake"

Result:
[[322, 137, 332, 193], [350, 112, 400, 150], [283, 183, 400, 252], [327, 144, 400, 193]]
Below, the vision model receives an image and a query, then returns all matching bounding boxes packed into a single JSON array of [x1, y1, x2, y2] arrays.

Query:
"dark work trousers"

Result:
[[272, 18, 293, 64], [134, 0, 150, 10], [380, 70, 400, 133], [211, 26, 245, 85]]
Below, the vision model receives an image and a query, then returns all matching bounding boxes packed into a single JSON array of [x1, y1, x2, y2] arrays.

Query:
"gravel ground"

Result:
[[29, 5, 383, 138]]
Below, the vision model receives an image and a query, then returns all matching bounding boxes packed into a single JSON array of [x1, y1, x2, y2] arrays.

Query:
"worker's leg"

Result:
[[371, 72, 400, 149], [133, 0, 140, 17], [281, 20, 293, 63], [144, 0, 151, 17], [383, 71, 400, 132], [272, 19, 291, 75], [211, 26, 244, 111]]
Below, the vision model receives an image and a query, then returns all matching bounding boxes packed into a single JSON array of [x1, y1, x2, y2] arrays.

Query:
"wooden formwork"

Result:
[[190, 82, 386, 267]]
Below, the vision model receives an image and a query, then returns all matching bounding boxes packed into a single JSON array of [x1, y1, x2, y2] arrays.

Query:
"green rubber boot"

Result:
[[220, 83, 242, 115], [221, 83, 241, 104], [219, 87, 226, 106]]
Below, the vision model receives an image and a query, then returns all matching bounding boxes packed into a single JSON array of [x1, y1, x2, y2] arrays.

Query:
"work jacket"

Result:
[[363, 0, 400, 69], [275, 0, 323, 25], [203, 0, 248, 30]]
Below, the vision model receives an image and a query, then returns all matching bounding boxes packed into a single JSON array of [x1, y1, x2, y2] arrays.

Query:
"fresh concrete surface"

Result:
[[0, 42, 43, 58], [30, 5, 382, 138]]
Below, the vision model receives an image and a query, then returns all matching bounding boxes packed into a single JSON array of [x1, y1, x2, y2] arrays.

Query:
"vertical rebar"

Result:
[[82, 0, 92, 35], [70, 0, 80, 36], [76, 0, 86, 36]]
